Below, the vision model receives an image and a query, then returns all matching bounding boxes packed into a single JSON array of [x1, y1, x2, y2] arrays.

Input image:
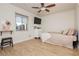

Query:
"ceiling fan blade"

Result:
[[38, 10, 41, 13], [46, 4, 56, 8], [41, 3, 44, 7], [45, 9, 50, 12], [32, 7, 40, 9]]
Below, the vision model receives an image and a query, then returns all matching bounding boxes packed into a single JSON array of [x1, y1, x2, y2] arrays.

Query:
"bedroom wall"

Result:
[[0, 4, 77, 44], [0, 4, 38, 43], [41, 9, 76, 33], [76, 4, 79, 40]]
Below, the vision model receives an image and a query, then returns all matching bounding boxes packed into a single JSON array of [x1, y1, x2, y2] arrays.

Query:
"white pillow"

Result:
[[67, 29, 74, 35]]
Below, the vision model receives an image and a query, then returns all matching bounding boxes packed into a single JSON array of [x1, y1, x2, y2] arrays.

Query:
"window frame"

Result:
[[15, 13, 28, 31]]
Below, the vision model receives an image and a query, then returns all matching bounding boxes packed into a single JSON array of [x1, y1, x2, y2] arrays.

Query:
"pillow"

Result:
[[67, 29, 75, 35]]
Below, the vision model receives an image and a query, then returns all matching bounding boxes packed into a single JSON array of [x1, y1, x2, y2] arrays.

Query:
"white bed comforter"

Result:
[[41, 32, 76, 49]]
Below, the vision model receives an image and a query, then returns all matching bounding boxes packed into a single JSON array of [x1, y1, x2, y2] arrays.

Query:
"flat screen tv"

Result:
[[34, 17, 41, 24]]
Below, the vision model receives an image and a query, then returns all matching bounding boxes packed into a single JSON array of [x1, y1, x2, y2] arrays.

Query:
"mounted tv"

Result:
[[34, 17, 41, 24]]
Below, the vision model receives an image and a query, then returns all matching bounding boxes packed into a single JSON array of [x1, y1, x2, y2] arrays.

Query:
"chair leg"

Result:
[[12, 43, 13, 47], [1, 47, 3, 50], [1, 43, 3, 50], [10, 39, 13, 47], [10, 42, 13, 47]]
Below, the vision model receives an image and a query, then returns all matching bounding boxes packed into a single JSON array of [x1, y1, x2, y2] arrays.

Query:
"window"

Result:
[[15, 13, 28, 31]]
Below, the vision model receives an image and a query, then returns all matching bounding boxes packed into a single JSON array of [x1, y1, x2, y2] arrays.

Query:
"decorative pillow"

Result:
[[67, 29, 75, 35]]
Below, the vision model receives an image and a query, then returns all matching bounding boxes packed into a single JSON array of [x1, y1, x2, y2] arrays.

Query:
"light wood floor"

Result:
[[0, 39, 79, 56]]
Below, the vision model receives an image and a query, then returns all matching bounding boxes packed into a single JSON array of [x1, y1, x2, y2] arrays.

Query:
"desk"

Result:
[[0, 30, 13, 36]]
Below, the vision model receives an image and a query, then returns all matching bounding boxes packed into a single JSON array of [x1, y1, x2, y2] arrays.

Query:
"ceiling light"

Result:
[[41, 7, 46, 10]]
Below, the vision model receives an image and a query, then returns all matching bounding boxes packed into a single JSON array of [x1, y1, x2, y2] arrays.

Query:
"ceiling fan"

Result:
[[32, 3, 56, 13]]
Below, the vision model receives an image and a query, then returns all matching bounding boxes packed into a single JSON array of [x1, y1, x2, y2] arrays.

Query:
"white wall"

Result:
[[41, 9, 76, 33], [0, 4, 77, 44], [0, 4, 38, 43], [76, 4, 79, 40]]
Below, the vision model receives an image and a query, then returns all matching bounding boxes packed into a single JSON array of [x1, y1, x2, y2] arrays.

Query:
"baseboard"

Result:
[[13, 37, 34, 44]]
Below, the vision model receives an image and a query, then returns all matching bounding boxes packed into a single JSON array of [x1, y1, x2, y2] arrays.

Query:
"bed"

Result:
[[41, 32, 77, 49]]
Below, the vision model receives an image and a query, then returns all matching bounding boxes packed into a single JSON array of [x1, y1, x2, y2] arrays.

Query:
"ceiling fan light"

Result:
[[41, 7, 45, 10]]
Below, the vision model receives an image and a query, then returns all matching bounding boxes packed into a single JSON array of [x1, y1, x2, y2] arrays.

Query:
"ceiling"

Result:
[[11, 3, 76, 16]]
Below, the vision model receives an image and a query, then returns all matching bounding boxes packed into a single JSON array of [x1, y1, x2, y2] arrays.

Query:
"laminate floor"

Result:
[[0, 39, 79, 56]]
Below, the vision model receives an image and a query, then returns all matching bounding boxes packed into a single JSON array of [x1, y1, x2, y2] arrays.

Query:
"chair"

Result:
[[1, 37, 13, 50]]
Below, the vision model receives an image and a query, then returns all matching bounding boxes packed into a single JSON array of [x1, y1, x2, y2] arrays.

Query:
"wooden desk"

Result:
[[0, 30, 13, 36]]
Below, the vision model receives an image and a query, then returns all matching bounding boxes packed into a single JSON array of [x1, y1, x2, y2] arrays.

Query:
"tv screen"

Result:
[[34, 17, 41, 24]]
